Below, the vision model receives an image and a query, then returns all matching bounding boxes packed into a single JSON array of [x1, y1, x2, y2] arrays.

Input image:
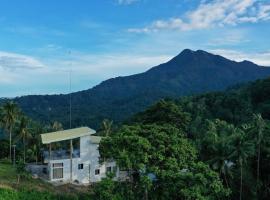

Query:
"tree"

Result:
[[229, 128, 255, 200], [0, 139, 9, 159], [207, 137, 233, 188], [133, 100, 191, 132], [1, 101, 19, 161], [30, 124, 43, 163], [100, 125, 151, 172], [92, 176, 135, 200], [199, 120, 236, 188], [155, 162, 230, 200], [52, 121, 63, 131], [15, 116, 31, 163], [251, 114, 266, 190], [99, 124, 229, 199], [100, 119, 113, 137], [16, 158, 27, 184]]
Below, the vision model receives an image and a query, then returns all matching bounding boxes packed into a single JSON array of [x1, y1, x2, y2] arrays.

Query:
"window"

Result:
[[78, 164, 84, 170], [95, 169, 100, 175], [53, 163, 63, 167], [52, 163, 63, 179], [113, 166, 117, 173], [106, 166, 112, 173]]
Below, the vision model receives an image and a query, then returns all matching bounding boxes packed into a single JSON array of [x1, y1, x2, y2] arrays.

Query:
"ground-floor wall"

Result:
[[48, 158, 119, 184]]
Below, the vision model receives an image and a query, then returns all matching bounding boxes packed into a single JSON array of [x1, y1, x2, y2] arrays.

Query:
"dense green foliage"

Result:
[[96, 77, 270, 199], [2, 49, 270, 129], [0, 101, 64, 162], [0, 188, 88, 200], [2, 73, 270, 199], [99, 102, 230, 199]]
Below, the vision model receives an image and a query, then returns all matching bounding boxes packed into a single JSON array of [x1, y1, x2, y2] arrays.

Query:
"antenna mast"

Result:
[[69, 70, 72, 129], [68, 50, 72, 129]]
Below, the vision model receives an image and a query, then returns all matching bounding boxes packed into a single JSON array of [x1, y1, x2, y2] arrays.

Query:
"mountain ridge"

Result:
[[3, 49, 270, 128]]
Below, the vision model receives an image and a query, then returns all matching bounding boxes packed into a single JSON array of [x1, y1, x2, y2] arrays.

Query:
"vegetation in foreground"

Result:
[[1, 77, 270, 199], [0, 160, 90, 200]]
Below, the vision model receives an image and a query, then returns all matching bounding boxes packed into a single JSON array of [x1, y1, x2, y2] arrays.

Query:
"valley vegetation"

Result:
[[1, 77, 270, 199]]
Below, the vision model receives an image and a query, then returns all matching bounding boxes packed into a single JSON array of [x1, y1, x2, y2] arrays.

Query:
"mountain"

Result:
[[6, 49, 270, 128]]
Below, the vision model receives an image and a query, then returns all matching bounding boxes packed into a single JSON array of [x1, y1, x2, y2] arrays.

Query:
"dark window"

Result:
[[78, 164, 84, 170], [95, 169, 100, 175], [53, 163, 63, 167], [113, 166, 117, 173], [106, 166, 112, 173]]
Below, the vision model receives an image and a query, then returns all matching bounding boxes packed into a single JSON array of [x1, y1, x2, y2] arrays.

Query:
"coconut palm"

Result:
[[52, 121, 63, 131], [1, 101, 19, 161], [229, 128, 255, 200], [101, 119, 113, 137], [208, 137, 233, 188], [15, 116, 32, 163], [30, 124, 43, 163], [251, 114, 266, 190]]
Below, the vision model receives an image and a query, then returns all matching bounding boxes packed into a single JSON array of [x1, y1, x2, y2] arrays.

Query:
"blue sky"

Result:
[[0, 0, 270, 97]]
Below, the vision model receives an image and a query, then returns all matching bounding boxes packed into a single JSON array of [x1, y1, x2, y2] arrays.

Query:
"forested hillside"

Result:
[[4, 49, 270, 129], [2, 76, 270, 199], [101, 77, 270, 199]]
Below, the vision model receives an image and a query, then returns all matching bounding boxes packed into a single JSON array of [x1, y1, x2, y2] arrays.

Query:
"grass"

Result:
[[0, 160, 17, 185], [0, 159, 91, 200]]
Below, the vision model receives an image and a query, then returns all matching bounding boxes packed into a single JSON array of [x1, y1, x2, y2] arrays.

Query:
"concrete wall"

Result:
[[48, 135, 119, 184]]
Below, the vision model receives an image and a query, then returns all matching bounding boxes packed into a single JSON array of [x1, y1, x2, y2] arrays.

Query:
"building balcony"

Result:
[[43, 149, 80, 163]]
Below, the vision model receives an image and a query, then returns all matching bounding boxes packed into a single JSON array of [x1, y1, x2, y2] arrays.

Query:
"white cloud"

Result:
[[118, 0, 139, 5], [207, 30, 250, 46], [0, 49, 172, 97], [128, 0, 270, 33], [48, 52, 172, 79], [0, 51, 44, 70], [209, 49, 270, 66], [1, 47, 270, 97]]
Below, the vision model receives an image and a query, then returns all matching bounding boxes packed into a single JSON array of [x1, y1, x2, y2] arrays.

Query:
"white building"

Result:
[[40, 127, 119, 184]]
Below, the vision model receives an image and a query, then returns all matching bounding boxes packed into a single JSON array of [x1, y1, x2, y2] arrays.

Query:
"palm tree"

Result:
[[52, 121, 63, 131], [15, 116, 31, 163], [30, 124, 43, 163], [208, 137, 233, 188], [252, 114, 265, 190], [1, 101, 19, 161], [229, 128, 255, 200], [206, 121, 237, 188], [101, 119, 113, 137]]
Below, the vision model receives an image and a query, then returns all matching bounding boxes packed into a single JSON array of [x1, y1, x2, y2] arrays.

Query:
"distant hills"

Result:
[[5, 49, 270, 129]]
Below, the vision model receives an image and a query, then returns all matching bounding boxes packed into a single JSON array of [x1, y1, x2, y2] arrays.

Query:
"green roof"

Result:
[[41, 127, 96, 144]]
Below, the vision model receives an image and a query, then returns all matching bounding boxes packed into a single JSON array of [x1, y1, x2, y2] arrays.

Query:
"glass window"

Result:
[[52, 163, 63, 179], [53, 163, 63, 167], [95, 169, 100, 175], [113, 166, 117, 173], [78, 164, 84, 170], [106, 166, 112, 173]]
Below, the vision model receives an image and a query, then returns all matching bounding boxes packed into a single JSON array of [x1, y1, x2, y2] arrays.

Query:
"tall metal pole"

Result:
[[69, 70, 72, 129]]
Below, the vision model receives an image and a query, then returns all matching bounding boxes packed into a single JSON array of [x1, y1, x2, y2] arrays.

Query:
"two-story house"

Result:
[[40, 127, 118, 184]]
